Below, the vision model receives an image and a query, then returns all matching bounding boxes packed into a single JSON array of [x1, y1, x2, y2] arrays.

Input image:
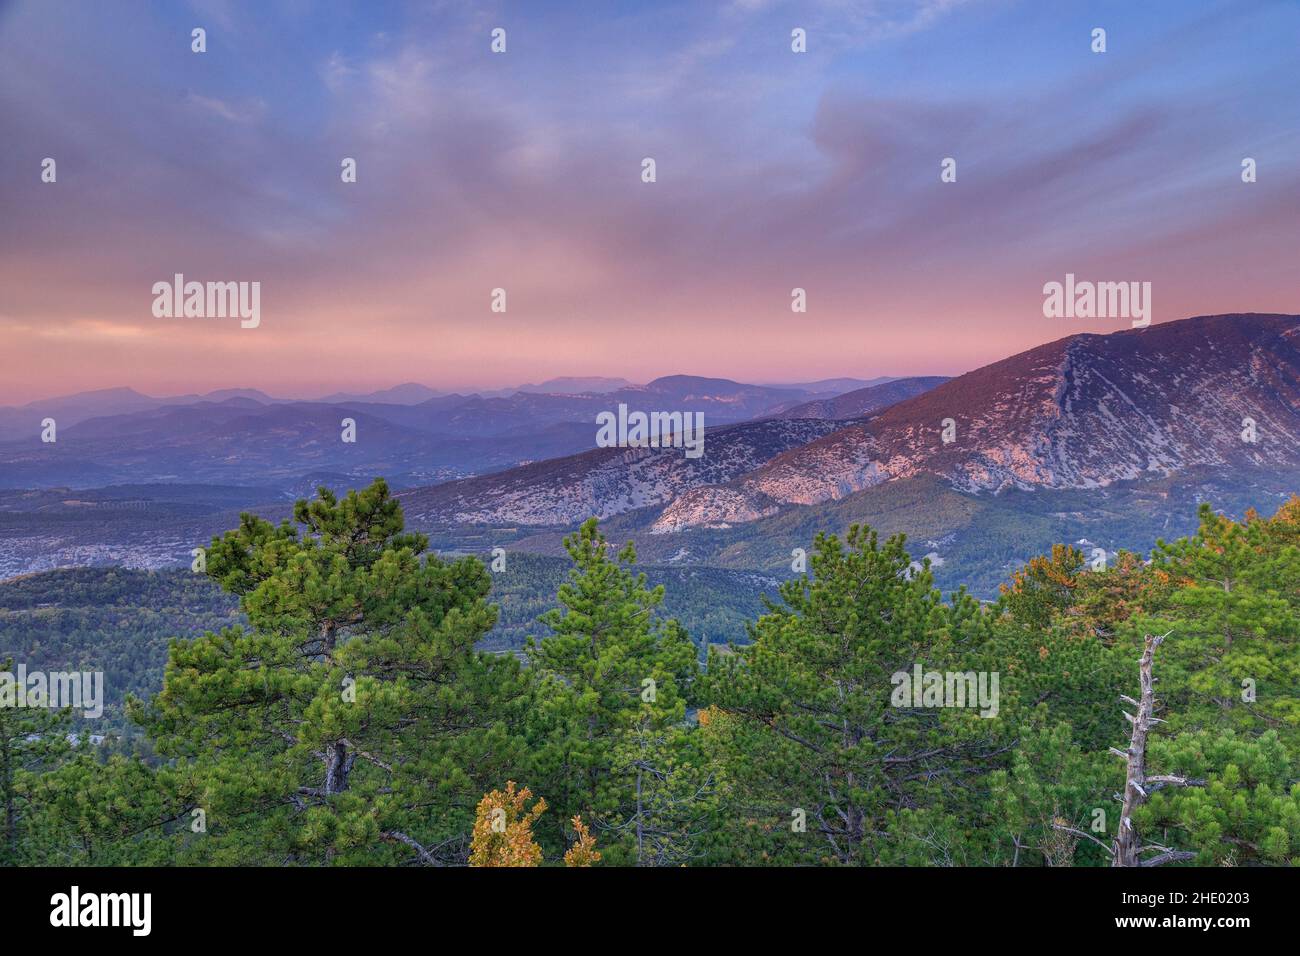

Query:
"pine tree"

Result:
[[603, 701, 716, 866], [1138, 728, 1300, 865], [467, 783, 603, 866], [986, 716, 1114, 866], [22, 754, 193, 865], [702, 525, 1002, 865], [0, 657, 72, 863], [999, 543, 1085, 631], [1135, 502, 1300, 744], [132, 480, 528, 864], [524, 518, 700, 861]]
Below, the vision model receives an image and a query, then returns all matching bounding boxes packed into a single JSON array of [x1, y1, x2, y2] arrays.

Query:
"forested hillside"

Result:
[[3, 479, 1298, 867], [0, 558, 773, 729], [482, 554, 773, 651], [0, 569, 242, 734]]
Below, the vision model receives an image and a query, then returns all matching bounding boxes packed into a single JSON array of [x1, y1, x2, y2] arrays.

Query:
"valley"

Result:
[[4, 314, 1299, 602]]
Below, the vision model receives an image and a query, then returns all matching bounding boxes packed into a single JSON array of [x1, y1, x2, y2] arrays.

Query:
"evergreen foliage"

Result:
[[6, 483, 1300, 866]]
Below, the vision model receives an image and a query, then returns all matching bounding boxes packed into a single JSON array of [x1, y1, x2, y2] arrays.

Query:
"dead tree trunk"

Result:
[[1111, 632, 1202, 867], [1112, 634, 1161, 866]]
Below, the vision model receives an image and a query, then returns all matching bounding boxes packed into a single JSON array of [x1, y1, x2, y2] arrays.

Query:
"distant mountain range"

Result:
[[0, 386, 288, 439], [516, 376, 633, 395], [2, 372, 862, 443], [774, 376, 950, 420], [313, 376, 638, 405], [0, 375, 877, 489], [761, 376, 897, 394], [2, 313, 1298, 597]]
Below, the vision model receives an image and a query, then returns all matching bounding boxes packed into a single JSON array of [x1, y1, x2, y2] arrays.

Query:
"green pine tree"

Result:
[[0, 657, 72, 864], [524, 518, 700, 862], [702, 525, 1001, 865], [131, 479, 528, 864]]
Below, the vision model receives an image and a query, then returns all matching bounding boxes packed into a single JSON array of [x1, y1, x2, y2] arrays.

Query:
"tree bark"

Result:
[[324, 741, 353, 795], [1111, 632, 1202, 867]]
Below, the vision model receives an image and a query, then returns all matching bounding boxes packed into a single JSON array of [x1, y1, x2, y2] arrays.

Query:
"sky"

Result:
[[1, 0, 1298, 403]]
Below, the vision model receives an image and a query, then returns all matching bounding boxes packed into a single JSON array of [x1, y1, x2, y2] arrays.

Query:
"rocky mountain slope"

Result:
[[388, 314, 1300, 537], [398, 418, 844, 527], [654, 314, 1300, 530]]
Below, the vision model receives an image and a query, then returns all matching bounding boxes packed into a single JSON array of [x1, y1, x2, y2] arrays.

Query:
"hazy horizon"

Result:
[[6, 370, 920, 406], [7, 306, 1294, 407]]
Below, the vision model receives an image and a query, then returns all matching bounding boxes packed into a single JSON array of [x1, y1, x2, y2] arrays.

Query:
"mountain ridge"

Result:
[[391, 313, 1300, 536], [658, 313, 1300, 530]]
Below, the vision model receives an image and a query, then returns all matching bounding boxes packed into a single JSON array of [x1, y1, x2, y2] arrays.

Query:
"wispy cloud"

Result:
[[185, 92, 266, 123]]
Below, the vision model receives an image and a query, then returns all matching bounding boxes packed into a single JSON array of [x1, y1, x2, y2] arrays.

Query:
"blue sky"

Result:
[[1, 0, 1297, 401]]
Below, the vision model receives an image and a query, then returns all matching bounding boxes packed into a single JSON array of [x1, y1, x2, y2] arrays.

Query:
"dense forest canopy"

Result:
[[3, 479, 1298, 866]]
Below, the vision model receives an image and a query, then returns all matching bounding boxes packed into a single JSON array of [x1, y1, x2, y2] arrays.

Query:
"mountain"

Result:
[[0, 388, 161, 440], [393, 313, 1300, 541], [0, 374, 866, 491], [629, 375, 810, 416], [389, 313, 1300, 599], [655, 314, 1300, 529], [5, 314, 1298, 601], [0, 400, 471, 490], [198, 388, 279, 404], [516, 376, 632, 394], [398, 418, 844, 527], [328, 379, 812, 441], [316, 383, 446, 405], [0, 387, 283, 441], [775, 376, 950, 420], [764, 376, 896, 394]]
